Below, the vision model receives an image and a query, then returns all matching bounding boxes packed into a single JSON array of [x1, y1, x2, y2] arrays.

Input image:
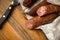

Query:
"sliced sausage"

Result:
[[37, 4, 60, 16], [23, 0, 38, 7], [28, 0, 50, 16], [26, 13, 58, 29]]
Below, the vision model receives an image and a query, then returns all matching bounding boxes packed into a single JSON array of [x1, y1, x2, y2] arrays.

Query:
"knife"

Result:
[[0, 0, 20, 29]]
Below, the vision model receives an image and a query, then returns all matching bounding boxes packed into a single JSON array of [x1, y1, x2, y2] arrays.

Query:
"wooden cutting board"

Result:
[[0, 0, 48, 40]]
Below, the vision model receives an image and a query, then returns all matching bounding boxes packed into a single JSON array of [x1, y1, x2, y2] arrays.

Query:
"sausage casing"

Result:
[[23, 0, 38, 7], [37, 4, 60, 16], [28, 0, 49, 16], [26, 13, 58, 29]]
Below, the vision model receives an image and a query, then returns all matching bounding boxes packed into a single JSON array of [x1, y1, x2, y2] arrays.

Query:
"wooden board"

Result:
[[0, 0, 48, 40]]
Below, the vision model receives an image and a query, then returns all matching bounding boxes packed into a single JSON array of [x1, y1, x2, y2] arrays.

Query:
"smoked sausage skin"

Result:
[[28, 0, 49, 16], [23, 0, 38, 7], [26, 13, 58, 29], [37, 4, 60, 16]]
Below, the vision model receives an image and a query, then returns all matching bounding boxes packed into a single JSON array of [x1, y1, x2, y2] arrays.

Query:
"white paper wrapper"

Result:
[[36, 16, 60, 40], [19, 0, 60, 40], [47, 0, 60, 6]]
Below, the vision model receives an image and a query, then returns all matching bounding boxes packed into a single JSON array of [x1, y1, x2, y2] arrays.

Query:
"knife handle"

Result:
[[0, 1, 14, 28]]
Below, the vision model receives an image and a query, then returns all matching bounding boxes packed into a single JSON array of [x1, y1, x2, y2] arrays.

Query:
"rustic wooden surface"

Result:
[[0, 0, 47, 40]]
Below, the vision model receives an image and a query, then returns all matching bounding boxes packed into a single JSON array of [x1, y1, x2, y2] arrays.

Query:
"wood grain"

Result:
[[0, 0, 47, 40]]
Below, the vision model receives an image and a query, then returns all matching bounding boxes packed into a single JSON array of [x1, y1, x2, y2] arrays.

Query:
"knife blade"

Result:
[[0, 0, 20, 29]]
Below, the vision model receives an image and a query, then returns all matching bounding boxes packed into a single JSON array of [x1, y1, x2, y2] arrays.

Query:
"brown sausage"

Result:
[[23, 0, 32, 7], [26, 13, 58, 29], [28, 0, 50, 16], [23, 0, 38, 7], [37, 4, 60, 16]]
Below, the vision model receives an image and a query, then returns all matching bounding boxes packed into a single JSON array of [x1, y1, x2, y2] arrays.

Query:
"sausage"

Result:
[[26, 13, 58, 29], [23, 0, 32, 7], [28, 0, 50, 16], [37, 4, 60, 16], [23, 0, 38, 7]]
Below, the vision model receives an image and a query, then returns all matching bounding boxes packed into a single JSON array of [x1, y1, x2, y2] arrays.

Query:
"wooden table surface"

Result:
[[0, 0, 47, 40]]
